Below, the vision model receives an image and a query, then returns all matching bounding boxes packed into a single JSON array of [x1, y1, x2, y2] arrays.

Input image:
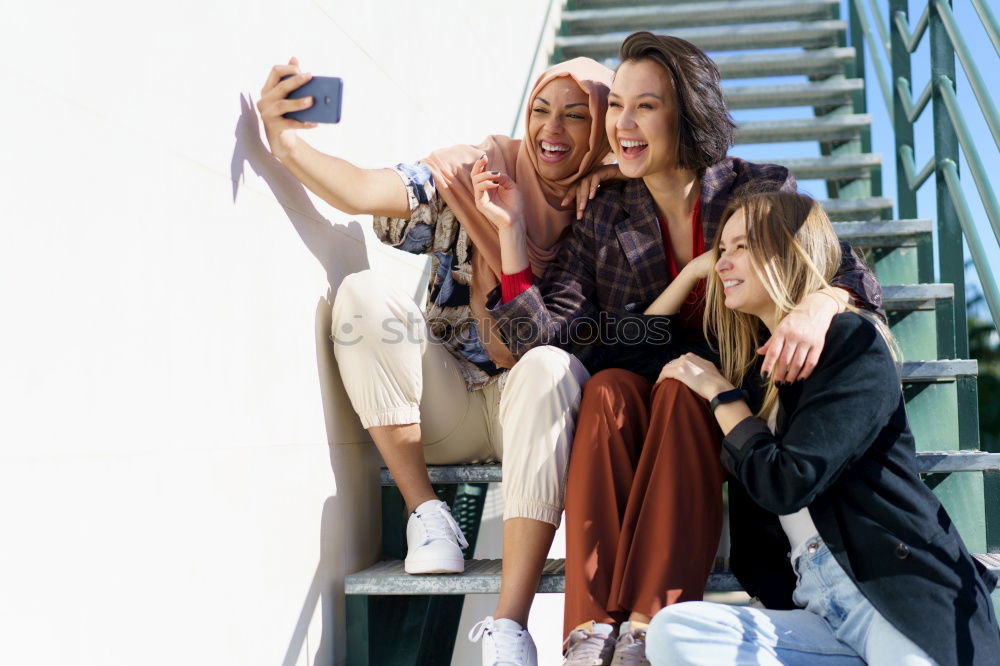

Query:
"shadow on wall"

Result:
[[231, 94, 382, 665], [230, 93, 370, 293]]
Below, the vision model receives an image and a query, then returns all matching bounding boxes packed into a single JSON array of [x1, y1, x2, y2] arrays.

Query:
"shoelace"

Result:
[[416, 503, 469, 549], [468, 618, 525, 666], [611, 628, 648, 666], [562, 627, 614, 665]]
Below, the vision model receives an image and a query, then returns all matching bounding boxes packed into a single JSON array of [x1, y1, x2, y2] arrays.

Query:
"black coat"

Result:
[[724, 313, 1000, 666]]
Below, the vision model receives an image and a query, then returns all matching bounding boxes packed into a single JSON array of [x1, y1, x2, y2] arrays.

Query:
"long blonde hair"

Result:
[[704, 191, 899, 417]]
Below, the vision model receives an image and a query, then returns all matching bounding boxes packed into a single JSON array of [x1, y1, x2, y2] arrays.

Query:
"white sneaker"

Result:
[[403, 498, 468, 574], [610, 622, 649, 666], [469, 616, 538, 666], [562, 621, 616, 665]]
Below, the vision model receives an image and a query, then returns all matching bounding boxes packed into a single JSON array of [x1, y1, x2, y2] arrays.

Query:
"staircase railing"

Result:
[[848, 0, 1000, 358]]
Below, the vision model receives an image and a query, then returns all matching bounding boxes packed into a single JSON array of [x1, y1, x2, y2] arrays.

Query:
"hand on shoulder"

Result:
[[561, 164, 626, 220]]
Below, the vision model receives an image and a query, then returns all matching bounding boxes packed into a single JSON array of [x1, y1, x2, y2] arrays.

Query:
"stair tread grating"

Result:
[[346, 555, 1000, 595], [380, 450, 1000, 485], [599, 48, 860, 79], [771, 153, 882, 181], [724, 79, 864, 110], [735, 114, 873, 144], [562, 0, 841, 32], [712, 47, 857, 78], [831, 219, 931, 245], [555, 20, 846, 56]]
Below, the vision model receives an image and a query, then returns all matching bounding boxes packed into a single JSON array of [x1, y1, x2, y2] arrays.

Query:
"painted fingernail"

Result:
[[491, 170, 500, 175], [761, 370, 770, 378]]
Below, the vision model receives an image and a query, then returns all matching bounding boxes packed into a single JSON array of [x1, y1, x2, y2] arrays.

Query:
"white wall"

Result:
[[0, 1, 560, 664]]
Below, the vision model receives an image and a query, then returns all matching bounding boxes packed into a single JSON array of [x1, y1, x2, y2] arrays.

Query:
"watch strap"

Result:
[[710, 388, 748, 412]]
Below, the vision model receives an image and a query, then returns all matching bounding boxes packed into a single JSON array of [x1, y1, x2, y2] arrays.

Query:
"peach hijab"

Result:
[[421, 57, 613, 369]]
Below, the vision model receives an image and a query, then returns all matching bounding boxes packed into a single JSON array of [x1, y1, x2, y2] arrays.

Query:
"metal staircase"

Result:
[[345, 1, 1000, 663]]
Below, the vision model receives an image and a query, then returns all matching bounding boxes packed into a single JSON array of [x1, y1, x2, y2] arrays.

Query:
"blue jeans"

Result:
[[646, 536, 936, 665]]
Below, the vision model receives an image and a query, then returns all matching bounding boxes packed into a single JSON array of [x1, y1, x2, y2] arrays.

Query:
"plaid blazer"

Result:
[[486, 157, 884, 366]]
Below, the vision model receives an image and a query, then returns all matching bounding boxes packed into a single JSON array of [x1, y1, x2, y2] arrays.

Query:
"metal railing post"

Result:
[[930, 0, 968, 357], [890, 0, 917, 220], [848, 0, 866, 114], [842, 0, 877, 203]]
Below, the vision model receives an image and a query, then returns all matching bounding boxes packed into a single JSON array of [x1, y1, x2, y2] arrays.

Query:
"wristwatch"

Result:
[[710, 388, 748, 412]]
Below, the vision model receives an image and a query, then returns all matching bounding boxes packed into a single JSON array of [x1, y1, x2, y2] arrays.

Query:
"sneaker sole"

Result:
[[403, 557, 465, 574]]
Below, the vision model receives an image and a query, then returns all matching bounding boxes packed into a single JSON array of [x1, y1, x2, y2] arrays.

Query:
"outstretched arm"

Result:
[[257, 58, 410, 219]]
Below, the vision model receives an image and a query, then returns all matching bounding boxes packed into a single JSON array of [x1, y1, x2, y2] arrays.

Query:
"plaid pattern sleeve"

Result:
[[486, 199, 608, 362], [831, 243, 885, 321]]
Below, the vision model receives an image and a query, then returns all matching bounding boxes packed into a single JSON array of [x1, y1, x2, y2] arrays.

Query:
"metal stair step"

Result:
[[770, 153, 882, 181], [882, 284, 954, 311], [831, 219, 931, 246], [713, 47, 857, 79], [381, 448, 997, 485], [901, 359, 977, 382], [832, 220, 934, 284], [562, 0, 839, 34], [725, 79, 864, 110], [601, 48, 858, 80], [735, 114, 871, 144], [819, 196, 893, 221], [555, 20, 845, 59], [346, 555, 1000, 595]]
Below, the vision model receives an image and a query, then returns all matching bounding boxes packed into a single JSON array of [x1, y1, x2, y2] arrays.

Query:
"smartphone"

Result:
[[280, 75, 343, 124]]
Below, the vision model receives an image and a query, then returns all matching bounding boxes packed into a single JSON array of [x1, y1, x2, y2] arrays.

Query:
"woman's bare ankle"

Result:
[[491, 609, 528, 628], [626, 611, 651, 626]]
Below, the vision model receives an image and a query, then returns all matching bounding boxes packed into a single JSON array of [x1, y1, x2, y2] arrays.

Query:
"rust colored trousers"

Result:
[[563, 369, 726, 638]]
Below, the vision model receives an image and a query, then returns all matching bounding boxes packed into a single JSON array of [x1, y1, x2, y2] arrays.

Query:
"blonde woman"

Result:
[[646, 191, 999, 666]]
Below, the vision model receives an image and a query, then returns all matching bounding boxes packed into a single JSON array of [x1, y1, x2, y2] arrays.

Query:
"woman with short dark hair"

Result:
[[472, 32, 883, 664]]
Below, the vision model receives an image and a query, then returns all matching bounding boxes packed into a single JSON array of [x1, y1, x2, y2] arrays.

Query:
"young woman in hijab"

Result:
[[471, 32, 883, 665], [257, 56, 612, 665], [646, 191, 999, 666]]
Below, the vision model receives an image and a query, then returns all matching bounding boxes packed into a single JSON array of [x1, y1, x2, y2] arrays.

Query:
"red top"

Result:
[[657, 196, 706, 336], [500, 266, 535, 304], [501, 197, 707, 322]]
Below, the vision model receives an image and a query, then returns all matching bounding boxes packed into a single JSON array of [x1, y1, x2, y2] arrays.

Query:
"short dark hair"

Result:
[[619, 31, 735, 173]]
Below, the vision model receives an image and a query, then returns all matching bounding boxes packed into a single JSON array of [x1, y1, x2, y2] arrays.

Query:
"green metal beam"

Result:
[[892, 4, 929, 54], [971, 0, 1000, 59], [898, 145, 935, 192], [933, 0, 1000, 149], [850, 0, 893, 119], [894, 76, 933, 124], [890, 0, 917, 220], [864, 0, 890, 53], [941, 160, 1000, 329], [930, 0, 968, 358], [936, 78, 1000, 248]]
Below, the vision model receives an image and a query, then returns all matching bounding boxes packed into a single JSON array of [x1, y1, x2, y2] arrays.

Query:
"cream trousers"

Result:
[[331, 269, 590, 527]]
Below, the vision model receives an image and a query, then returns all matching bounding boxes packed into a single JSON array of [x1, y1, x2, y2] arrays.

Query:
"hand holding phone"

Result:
[[280, 75, 343, 124]]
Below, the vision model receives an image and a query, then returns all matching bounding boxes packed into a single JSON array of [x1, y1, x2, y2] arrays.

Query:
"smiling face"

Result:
[[526, 76, 593, 181], [606, 58, 679, 179], [714, 209, 774, 319]]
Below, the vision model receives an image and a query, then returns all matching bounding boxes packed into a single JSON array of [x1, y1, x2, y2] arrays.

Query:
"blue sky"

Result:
[[724, 0, 999, 324]]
